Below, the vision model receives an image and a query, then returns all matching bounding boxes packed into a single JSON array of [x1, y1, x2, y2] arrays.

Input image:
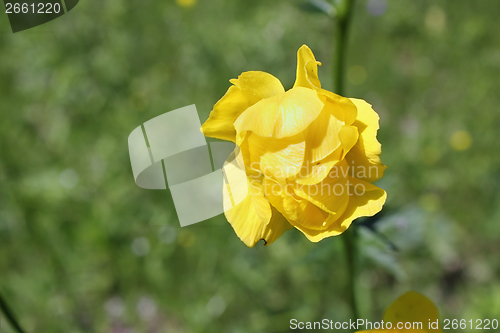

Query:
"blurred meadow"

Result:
[[1, 0, 500, 332]]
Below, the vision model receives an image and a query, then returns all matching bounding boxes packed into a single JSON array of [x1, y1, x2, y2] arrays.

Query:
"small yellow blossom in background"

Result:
[[356, 291, 442, 332], [425, 5, 447, 35], [348, 65, 368, 85], [449, 130, 472, 151], [175, 0, 197, 8], [419, 193, 440, 213], [202, 45, 387, 247]]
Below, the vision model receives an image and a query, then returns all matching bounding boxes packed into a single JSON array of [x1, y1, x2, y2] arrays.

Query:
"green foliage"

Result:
[[1, 0, 499, 332]]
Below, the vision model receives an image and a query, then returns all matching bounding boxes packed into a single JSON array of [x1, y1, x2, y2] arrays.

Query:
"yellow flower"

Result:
[[356, 291, 442, 332], [175, 0, 197, 8], [201, 45, 387, 247]]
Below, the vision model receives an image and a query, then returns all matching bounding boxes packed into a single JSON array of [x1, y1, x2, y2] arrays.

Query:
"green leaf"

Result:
[[299, 0, 336, 17], [0, 292, 27, 333]]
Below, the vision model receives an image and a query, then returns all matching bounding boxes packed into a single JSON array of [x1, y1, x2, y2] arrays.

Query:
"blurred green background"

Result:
[[1, 0, 500, 332]]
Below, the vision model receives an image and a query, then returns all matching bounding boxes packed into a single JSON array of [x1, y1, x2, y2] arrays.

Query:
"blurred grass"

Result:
[[1, 0, 500, 332]]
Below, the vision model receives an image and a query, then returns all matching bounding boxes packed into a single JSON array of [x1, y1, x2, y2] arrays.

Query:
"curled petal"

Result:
[[305, 108, 343, 163], [201, 71, 285, 142], [229, 71, 285, 104], [293, 177, 386, 242], [319, 89, 358, 126], [295, 148, 343, 185], [293, 44, 322, 89], [335, 177, 386, 230], [224, 176, 292, 247], [201, 86, 250, 142], [260, 140, 306, 181], [346, 98, 387, 182], [263, 177, 330, 231], [261, 207, 294, 246], [240, 132, 305, 181], [234, 86, 324, 139], [294, 162, 350, 220], [339, 125, 359, 159]]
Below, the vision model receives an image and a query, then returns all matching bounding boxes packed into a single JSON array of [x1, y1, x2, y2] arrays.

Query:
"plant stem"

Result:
[[342, 226, 359, 321], [0, 292, 27, 333], [333, 0, 356, 96], [333, 0, 358, 324]]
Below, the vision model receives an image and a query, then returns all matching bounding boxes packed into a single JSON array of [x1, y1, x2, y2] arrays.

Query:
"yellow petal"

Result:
[[201, 71, 284, 142], [202, 85, 250, 142], [237, 132, 258, 171], [224, 177, 293, 247], [234, 86, 324, 139], [263, 177, 330, 231], [346, 98, 386, 182], [336, 177, 386, 230], [240, 132, 306, 181], [230, 71, 285, 104], [222, 146, 249, 207], [383, 291, 442, 333], [262, 207, 294, 246], [260, 140, 306, 181], [291, 222, 340, 242], [293, 176, 386, 242], [293, 44, 322, 90], [301, 92, 359, 165], [339, 125, 359, 159], [319, 89, 358, 126], [295, 148, 343, 185], [294, 160, 350, 219], [305, 108, 343, 163]]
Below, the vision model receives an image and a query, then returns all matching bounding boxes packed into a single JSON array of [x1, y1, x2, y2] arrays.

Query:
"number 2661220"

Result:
[[5, 3, 62, 14]]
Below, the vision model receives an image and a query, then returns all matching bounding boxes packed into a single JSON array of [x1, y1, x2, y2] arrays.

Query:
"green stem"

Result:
[[333, 0, 356, 96], [0, 292, 27, 333], [342, 226, 359, 321], [333, 0, 358, 324]]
